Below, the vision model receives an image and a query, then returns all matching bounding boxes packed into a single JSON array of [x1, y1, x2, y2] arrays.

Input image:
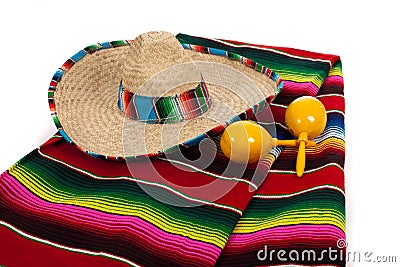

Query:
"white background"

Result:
[[0, 1, 399, 266]]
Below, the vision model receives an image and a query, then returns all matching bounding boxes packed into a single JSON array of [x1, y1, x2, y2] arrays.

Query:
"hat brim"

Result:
[[49, 40, 283, 159]]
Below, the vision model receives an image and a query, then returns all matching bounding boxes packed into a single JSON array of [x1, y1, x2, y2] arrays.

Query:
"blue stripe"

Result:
[[100, 42, 112, 49], [52, 69, 65, 82], [58, 130, 72, 143], [209, 47, 227, 57], [71, 50, 87, 62], [181, 43, 191, 50], [326, 113, 344, 130], [118, 83, 124, 110], [134, 95, 157, 121]]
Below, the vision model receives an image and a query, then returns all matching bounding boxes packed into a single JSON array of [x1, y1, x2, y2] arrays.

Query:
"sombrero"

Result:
[[49, 31, 283, 159]]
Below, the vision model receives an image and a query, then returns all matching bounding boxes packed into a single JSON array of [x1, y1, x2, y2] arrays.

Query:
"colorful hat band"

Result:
[[118, 77, 212, 124]]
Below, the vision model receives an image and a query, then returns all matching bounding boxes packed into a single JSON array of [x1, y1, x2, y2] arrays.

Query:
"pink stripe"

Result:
[[281, 81, 319, 96], [322, 75, 344, 87], [0, 172, 221, 265]]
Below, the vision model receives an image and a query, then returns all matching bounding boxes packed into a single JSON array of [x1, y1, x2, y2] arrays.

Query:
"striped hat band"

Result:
[[118, 76, 212, 124]]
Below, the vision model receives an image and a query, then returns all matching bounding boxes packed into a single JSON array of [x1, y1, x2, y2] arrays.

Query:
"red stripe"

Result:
[[48, 101, 56, 113], [61, 59, 75, 71], [0, 225, 131, 267], [123, 90, 131, 111], [270, 105, 286, 123], [256, 165, 345, 195], [318, 95, 345, 111]]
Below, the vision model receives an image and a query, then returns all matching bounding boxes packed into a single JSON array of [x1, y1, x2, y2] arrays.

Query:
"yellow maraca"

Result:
[[219, 119, 320, 166], [220, 97, 326, 177], [282, 96, 327, 177], [220, 121, 274, 164]]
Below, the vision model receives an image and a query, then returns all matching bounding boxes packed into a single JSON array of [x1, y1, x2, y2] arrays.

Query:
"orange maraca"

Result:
[[281, 96, 327, 177]]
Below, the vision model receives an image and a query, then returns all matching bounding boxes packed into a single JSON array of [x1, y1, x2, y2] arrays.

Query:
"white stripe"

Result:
[[270, 102, 288, 109], [317, 93, 345, 99], [276, 122, 289, 131], [327, 109, 345, 116], [37, 149, 243, 215], [254, 184, 345, 199], [210, 38, 333, 67], [0, 220, 140, 267], [314, 127, 345, 142]]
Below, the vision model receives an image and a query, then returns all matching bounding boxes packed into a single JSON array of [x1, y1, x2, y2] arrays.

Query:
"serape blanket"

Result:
[[0, 34, 345, 267]]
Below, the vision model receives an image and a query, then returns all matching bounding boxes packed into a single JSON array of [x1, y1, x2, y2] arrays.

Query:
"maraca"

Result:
[[220, 120, 274, 164], [281, 96, 327, 177], [220, 96, 327, 178]]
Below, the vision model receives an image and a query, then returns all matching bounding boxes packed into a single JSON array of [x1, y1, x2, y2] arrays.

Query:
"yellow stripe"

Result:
[[278, 71, 325, 88], [329, 65, 343, 77], [308, 138, 345, 153], [283, 138, 345, 154], [8, 166, 227, 248], [233, 209, 345, 234]]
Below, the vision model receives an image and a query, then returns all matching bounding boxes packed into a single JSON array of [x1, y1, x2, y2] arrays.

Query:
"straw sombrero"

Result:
[[48, 31, 283, 160]]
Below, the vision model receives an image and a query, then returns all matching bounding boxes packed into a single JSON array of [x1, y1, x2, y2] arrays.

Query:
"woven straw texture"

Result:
[[54, 32, 277, 157]]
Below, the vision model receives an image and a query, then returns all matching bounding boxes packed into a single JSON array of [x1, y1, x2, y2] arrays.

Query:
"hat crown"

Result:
[[122, 31, 193, 95]]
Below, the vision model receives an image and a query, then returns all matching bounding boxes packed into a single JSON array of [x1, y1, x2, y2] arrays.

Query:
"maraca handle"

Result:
[[296, 132, 308, 177], [274, 139, 298, 147], [273, 138, 317, 148], [296, 140, 306, 177]]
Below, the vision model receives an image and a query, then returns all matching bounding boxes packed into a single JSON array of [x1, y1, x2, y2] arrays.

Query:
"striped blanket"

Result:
[[0, 34, 345, 267]]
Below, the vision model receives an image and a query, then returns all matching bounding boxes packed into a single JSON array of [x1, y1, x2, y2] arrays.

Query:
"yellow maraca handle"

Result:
[[297, 140, 306, 177], [273, 138, 317, 148], [273, 139, 298, 147], [296, 132, 308, 177]]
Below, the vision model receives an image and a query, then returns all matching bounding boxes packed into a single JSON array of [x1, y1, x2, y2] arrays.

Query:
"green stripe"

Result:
[[13, 151, 239, 240], [83, 44, 99, 54], [156, 98, 178, 122], [241, 189, 345, 222], [227, 52, 241, 61], [255, 64, 263, 72], [195, 84, 206, 109], [110, 40, 127, 47], [176, 33, 331, 87], [52, 115, 61, 128]]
